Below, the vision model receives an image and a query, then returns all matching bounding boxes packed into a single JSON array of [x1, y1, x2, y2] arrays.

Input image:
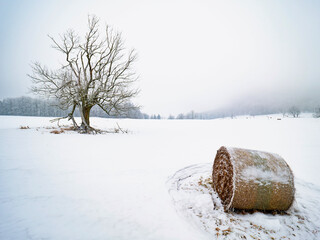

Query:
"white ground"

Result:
[[0, 114, 319, 239]]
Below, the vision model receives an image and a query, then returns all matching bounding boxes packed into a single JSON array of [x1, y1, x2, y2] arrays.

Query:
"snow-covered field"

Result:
[[0, 114, 319, 239]]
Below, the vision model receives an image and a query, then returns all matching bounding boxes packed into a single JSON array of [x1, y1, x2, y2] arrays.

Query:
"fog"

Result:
[[1, 0, 320, 115]]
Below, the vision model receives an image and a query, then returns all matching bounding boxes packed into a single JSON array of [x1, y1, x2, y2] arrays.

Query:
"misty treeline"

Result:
[[0, 97, 149, 119], [1, 96, 319, 120], [170, 105, 320, 120]]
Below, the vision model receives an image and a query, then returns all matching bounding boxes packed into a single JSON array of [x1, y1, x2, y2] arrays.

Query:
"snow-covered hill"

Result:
[[0, 115, 319, 239]]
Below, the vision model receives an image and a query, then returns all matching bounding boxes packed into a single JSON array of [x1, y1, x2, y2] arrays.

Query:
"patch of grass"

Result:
[[50, 129, 64, 134], [61, 126, 75, 131]]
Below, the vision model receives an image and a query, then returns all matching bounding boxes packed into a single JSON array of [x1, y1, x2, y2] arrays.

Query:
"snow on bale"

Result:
[[212, 146, 295, 212]]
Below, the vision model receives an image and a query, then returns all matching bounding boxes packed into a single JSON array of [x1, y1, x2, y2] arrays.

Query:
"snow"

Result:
[[0, 114, 319, 239], [240, 165, 290, 185]]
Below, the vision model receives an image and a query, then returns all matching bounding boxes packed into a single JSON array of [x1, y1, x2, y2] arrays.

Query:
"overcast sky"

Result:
[[1, 0, 320, 115]]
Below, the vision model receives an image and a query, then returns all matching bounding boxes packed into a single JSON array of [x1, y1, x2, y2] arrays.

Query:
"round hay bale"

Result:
[[212, 146, 295, 211]]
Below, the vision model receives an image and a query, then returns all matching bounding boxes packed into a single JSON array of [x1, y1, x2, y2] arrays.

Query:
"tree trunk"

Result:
[[80, 105, 92, 131], [83, 106, 91, 126]]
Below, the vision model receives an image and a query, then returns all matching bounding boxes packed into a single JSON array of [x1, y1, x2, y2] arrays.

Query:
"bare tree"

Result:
[[281, 108, 287, 117], [29, 15, 139, 133], [288, 106, 301, 118], [313, 107, 320, 118]]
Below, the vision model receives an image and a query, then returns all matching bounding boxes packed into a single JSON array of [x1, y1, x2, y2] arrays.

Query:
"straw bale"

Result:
[[212, 146, 295, 211]]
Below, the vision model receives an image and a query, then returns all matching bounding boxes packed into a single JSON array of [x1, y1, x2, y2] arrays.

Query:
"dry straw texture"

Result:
[[212, 146, 295, 211]]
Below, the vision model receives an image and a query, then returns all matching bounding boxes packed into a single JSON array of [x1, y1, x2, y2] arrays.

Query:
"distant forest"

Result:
[[1, 96, 319, 119], [173, 103, 320, 119], [0, 97, 149, 119]]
